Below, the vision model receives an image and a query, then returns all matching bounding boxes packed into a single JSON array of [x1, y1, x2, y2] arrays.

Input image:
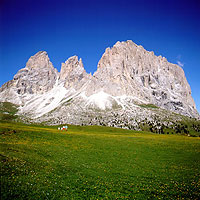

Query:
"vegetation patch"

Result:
[[1, 121, 200, 199], [0, 102, 19, 121], [138, 103, 158, 109]]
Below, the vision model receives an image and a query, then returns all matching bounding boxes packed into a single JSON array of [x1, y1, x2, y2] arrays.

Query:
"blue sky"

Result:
[[0, 0, 200, 113]]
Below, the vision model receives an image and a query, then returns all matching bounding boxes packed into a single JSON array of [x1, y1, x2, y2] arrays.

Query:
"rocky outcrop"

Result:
[[87, 40, 197, 117], [60, 56, 92, 90], [1, 51, 58, 95], [0, 40, 199, 122], [15, 51, 58, 94]]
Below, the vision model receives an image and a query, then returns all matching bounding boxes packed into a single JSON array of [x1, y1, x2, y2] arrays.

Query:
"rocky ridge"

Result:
[[0, 51, 58, 104], [0, 40, 199, 129]]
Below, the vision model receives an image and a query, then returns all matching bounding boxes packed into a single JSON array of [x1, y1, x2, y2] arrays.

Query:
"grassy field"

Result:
[[0, 121, 200, 199]]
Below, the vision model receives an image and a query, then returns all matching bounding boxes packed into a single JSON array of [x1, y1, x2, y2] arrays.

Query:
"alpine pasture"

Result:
[[0, 121, 200, 199]]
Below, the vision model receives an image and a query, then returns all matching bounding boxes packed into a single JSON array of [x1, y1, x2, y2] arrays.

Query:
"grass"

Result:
[[0, 102, 19, 121], [138, 104, 158, 109], [0, 102, 18, 115], [0, 121, 200, 199]]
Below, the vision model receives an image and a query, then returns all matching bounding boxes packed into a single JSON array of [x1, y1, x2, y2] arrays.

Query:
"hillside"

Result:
[[0, 121, 200, 199], [0, 40, 199, 129]]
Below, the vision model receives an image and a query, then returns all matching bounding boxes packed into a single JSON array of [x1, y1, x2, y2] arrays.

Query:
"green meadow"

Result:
[[0, 121, 200, 199]]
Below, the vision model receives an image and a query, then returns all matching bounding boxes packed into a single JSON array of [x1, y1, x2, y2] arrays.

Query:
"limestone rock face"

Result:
[[0, 40, 199, 121], [26, 51, 54, 70], [18, 51, 58, 94], [0, 51, 58, 105], [60, 56, 91, 90], [1, 51, 58, 96], [88, 40, 197, 117]]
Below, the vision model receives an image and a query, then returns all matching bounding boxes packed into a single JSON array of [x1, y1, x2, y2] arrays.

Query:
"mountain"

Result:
[[0, 40, 199, 130]]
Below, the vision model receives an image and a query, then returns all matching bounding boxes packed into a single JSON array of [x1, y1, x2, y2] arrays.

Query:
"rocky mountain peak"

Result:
[[91, 40, 198, 117], [26, 51, 54, 70], [94, 40, 138, 73], [60, 56, 90, 90], [60, 56, 85, 80], [0, 51, 58, 100], [0, 40, 199, 122]]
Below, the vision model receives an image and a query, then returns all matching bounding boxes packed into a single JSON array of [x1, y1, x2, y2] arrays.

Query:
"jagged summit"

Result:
[[0, 50, 58, 100], [60, 55, 85, 80], [60, 55, 90, 90], [32, 50, 48, 56], [0, 40, 199, 126], [26, 51, 54, 70], [90, 41, 197, 118]]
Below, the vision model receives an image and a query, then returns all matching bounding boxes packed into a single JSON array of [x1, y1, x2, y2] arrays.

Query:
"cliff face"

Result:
[[89, 40, 197, 117], [0, 51, 58, 105], [0, 40, 199, 122], [60, 56, 92, 90]]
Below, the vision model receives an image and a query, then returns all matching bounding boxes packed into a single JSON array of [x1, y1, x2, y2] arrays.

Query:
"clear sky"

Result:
[[0, 0, 199, 113]]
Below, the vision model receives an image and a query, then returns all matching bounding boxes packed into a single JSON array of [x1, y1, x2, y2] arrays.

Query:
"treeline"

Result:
[[139, 119, 200, 137]]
